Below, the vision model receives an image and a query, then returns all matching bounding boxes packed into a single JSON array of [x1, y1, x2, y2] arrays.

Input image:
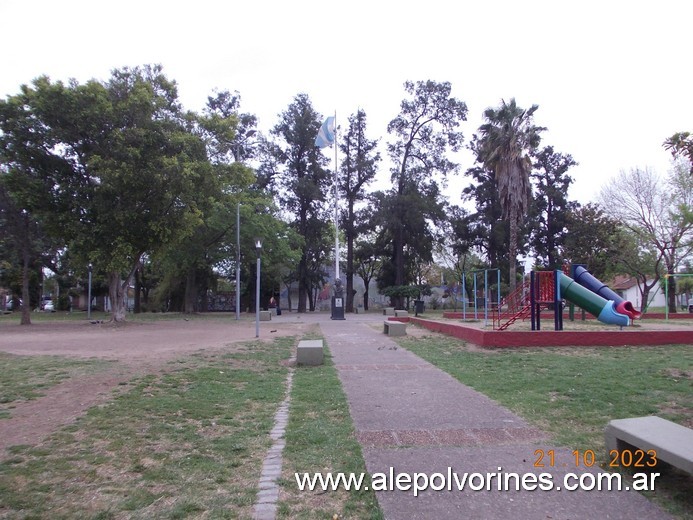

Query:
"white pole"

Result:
[[255, 254, 261, 337], [236, 203, 240, 321], [333, 111, 339, 281]]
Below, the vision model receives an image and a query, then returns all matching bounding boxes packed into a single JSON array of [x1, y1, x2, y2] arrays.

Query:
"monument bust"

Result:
[[333, 279, 344, 298]]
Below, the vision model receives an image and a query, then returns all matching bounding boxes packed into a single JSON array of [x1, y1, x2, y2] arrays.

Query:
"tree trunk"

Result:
[[508, 208, 519, 293], [20, 248, 31, 325], [346, 200, 355, 313], [393, 222, 405, 309], [134, 267, 142, 314], [108, 272, 128, 322], [184, 268, 197, 314], [667, 271, 677, 313], [284, 282, 292, 312], [297, 257, 307, 313]]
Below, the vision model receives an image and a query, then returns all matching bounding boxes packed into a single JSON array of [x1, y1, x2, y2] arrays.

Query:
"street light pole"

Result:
[[87, 263, 93, 320], [255, 238, 262, 338], [236, 203, 240, 321]]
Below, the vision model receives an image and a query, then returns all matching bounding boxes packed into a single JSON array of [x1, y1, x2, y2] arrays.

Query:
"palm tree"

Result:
[[477, 98, 544, 292]]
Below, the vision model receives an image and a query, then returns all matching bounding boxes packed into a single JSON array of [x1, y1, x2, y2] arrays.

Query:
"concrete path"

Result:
[[316, 313, 673, 520]]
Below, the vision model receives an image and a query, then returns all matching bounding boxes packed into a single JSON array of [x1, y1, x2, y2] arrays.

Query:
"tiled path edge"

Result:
[[252, 368, 294, 520]]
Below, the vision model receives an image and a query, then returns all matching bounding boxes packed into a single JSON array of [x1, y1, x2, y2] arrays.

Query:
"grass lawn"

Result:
[[0, 337, 294, 519], [396, 332, 693, 519], [0, 353, 115, 419], [278, 329, 382, 519], [0, 324, 383, 519]]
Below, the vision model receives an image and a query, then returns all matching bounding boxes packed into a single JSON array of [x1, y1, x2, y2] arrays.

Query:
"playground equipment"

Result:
[[461, 269, 502, 327], [572, 265, 641, 320], [494, 268, 632, 330]]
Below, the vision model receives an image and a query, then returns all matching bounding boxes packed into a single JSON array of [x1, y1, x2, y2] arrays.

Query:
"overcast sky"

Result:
[[2, 0, 691, 205]]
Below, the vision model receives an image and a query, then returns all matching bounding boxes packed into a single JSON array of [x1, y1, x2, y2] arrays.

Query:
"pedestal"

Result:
[[331, 296, 345, 320]]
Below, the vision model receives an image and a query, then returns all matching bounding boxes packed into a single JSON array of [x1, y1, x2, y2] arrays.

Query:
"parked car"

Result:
[[688, 299, 693, 313], [43, 299, 55, 312], [5, 297, 21, 311]]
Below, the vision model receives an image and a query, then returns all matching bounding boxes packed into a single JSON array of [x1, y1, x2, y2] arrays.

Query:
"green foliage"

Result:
[[562, 203, 622, 281], [0, 65, 213, 320], [473, 98, 544, 291], [663, 131, 693, 174], [529, 146, 577, 270], [262, 94, 332, 312], [381, 284, 421, 299], [377, 80, 467, 303]]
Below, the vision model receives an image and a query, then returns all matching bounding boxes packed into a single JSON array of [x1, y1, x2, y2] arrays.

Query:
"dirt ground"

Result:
[[0, 317, 312, 454]]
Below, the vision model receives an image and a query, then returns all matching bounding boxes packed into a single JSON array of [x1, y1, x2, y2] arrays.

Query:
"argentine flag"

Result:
[[315, 116, 336, 148]]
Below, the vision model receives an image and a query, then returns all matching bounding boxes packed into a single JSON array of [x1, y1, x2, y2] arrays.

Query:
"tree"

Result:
[[562, 203, 622, 281], [664, 132, 693, 174], [157, 90, 259, 314], [339, 109, 380, 312], [0, 187, 45, 324], [608, 227, 664, 312], [599, 164, 693, 312], [475, 98, 544, 292], [529, 146, 577, 269], [381, 80, 467, 307], [0, 65, 208, 321], [461, 164, 511, 275], [354, 239, 380, 311], [261, 94, 331, 312]]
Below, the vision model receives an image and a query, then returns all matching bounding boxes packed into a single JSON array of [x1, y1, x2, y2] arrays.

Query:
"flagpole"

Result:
[[333, 111, 339, 282]]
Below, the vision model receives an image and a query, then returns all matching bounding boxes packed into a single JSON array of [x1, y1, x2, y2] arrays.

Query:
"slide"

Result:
[[573, 266, 642, 320], [559, 273, 631, 327]]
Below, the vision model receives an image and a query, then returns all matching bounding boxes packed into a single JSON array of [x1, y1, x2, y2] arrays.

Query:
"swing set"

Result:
[[460, 269, 502, 327]]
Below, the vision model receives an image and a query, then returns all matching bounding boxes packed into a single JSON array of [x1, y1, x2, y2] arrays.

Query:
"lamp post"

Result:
[[255, 238, 262, 338], [87, 263, 93, 320], [236, 203, 241, 321]]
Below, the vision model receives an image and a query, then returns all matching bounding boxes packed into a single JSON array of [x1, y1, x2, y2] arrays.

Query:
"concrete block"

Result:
[[395, 310, 409, 317], [383, 307, 395, 316], [383, 320, 406, 336], [604, 416, 693, 474], [297, 339, 324, 366], [259, 310, 272, 321]]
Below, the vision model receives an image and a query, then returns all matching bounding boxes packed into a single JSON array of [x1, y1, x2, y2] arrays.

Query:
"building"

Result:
[[609, 275, 665, 310]]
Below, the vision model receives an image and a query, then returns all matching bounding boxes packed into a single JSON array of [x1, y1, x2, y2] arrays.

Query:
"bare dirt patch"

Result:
[[0, 317, 309, 454]]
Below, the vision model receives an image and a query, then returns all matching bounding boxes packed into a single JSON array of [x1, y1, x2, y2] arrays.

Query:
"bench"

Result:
[[383, 307, 395, 316], [259, 310, 272, 321], [296, 339, 324, 366], [604, 416, 693, 474], [383, 320, 406, 337], [395, 309, 409, 317]]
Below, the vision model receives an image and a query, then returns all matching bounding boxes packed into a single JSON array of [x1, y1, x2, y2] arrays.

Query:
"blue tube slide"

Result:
[[573, 266, 642, 319], [560, 273, 631, 327]]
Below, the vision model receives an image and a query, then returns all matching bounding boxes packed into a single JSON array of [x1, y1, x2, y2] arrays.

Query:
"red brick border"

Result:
[[412, 317, 693, 347], [442, 311, 693, 320]]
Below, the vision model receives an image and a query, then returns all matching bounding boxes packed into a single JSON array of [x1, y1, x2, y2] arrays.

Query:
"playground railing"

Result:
[[493, 278, 531, 330]]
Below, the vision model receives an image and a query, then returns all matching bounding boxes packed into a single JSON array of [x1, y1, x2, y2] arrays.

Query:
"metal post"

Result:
[[236, 203, 240, 321], [497, 269, 501, 313], [484, 269, 488, 327], [462, 274, 466, 320], [255, 238, 262, 338], [473, 273, 478, 320]]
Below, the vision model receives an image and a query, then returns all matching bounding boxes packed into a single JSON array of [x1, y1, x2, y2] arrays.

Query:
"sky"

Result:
[[1, 0, 692, 205]]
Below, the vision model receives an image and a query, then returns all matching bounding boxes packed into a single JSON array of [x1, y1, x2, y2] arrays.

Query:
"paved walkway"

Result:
[[315, 313, 673, 520]]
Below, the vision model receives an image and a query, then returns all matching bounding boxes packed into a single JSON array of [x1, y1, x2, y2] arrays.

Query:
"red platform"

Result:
[[412, 317, 693, 348]]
